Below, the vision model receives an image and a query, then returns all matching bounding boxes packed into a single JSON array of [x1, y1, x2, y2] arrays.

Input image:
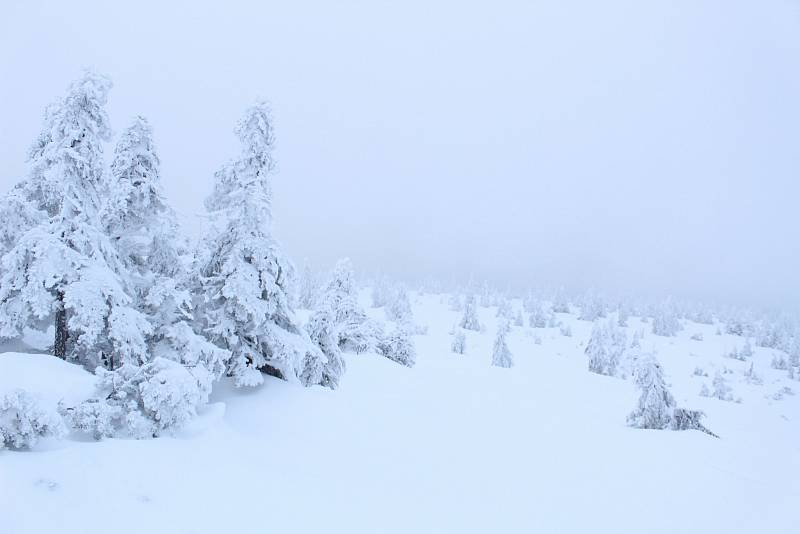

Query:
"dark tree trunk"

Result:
[[258, 362, 284, 380], [54, 291, 68, 359]]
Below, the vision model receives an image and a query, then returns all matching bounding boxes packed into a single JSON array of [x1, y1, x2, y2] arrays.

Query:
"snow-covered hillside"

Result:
[[2, 290, 798, 534]]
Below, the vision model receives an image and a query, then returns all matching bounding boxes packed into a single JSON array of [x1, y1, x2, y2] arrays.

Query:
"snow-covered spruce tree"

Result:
[[0, 72, 150, 369], [652, 300, 681, 337], [579, 292, 605, 321], [788, 337, 800, 368], [1, 390, 66, 450], [296, 261, 321, 310], [585, 319, 626, 376], [101, 115, 228, 386], [451, 329, 466, 354], [317, 258, 382, 355], [377, 325, 416, 367], [460, 294, 481, 331], [529, 301, 548, 328], [617, 303, 629, 327], [627, 355, 676, 429], [305, 257, 387, 388], [491, 319, 513, 368], [447, 293, 462, 312], [710, 372, 733, 401], [496, 299, 512, 319], [196, 102, 324, 387], [305, 301, 345, 389], [386, 286, 413, 324], [370, 277, 391, 308], [552, 288, 570, 314]]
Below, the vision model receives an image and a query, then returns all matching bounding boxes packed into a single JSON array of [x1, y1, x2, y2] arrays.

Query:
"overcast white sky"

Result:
[[1, 0, 799, 307]]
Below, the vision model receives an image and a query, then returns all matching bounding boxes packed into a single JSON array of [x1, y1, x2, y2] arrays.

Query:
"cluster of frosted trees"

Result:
[[0, 73, 413, 447]]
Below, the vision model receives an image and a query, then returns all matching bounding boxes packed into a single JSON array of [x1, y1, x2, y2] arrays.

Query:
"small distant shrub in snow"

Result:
[[630, 330, 641, 349], [585, 319, 626, 377], [413, 324, 429, 335], [699, 383, 711, 397], [534, 335, 542, 345], [689, 308, 715, 325], [479, 284, 494, 307], [513, 311, 524, 327], [741, 339, 754, 358], [491, 319, 513, 368], [560, 324, 572, 337], [725, 316, 750, 337], [1, 390, 65, 450], [377, 327, 416, 367], [578, 293, 604, 322], [771, 353, 788, 370], [386, 287, 413, 324], [496, 300, 512, 319], [743, 363, 762, 385], [617, 306, 629, 327], [529, 303, 548, 328], [770, 387, 794, 401], [551, 289, 570, 314], [709, 372, 734, 402], [370, 279, 391, 308], [448, 293, 462, 311], [459, 294, 481, 331], [690, 332, 704, 342], [451, 330, 466, 355], [727, 347, 746, 361], [693, 366, 707, 377]]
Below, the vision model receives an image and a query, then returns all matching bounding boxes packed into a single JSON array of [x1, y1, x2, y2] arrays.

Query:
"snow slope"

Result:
[[1, 291, 799, 533]]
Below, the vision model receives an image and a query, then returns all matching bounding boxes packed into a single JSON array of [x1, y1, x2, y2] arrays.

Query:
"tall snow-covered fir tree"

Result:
[[0, 72, 150, 369], [103, 115, 228, 380], [196, 101, 325, 387]]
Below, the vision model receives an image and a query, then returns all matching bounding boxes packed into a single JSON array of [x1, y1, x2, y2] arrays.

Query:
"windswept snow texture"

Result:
[[2, 291, 799, 533]]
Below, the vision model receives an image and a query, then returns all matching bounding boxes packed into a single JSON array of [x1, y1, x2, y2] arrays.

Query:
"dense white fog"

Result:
[[2, 4, 800, 534], [1, 0, 799, 307]]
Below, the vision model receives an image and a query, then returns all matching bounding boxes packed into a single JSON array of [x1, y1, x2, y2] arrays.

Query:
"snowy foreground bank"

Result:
[[1, 291, 799, 534]]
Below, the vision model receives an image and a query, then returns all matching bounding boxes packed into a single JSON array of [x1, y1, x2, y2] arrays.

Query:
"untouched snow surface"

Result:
[[1, 292, 799, 533]]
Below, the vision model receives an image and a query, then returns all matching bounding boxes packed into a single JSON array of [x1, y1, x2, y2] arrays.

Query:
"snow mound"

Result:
[[0, 352, 95, 407]]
